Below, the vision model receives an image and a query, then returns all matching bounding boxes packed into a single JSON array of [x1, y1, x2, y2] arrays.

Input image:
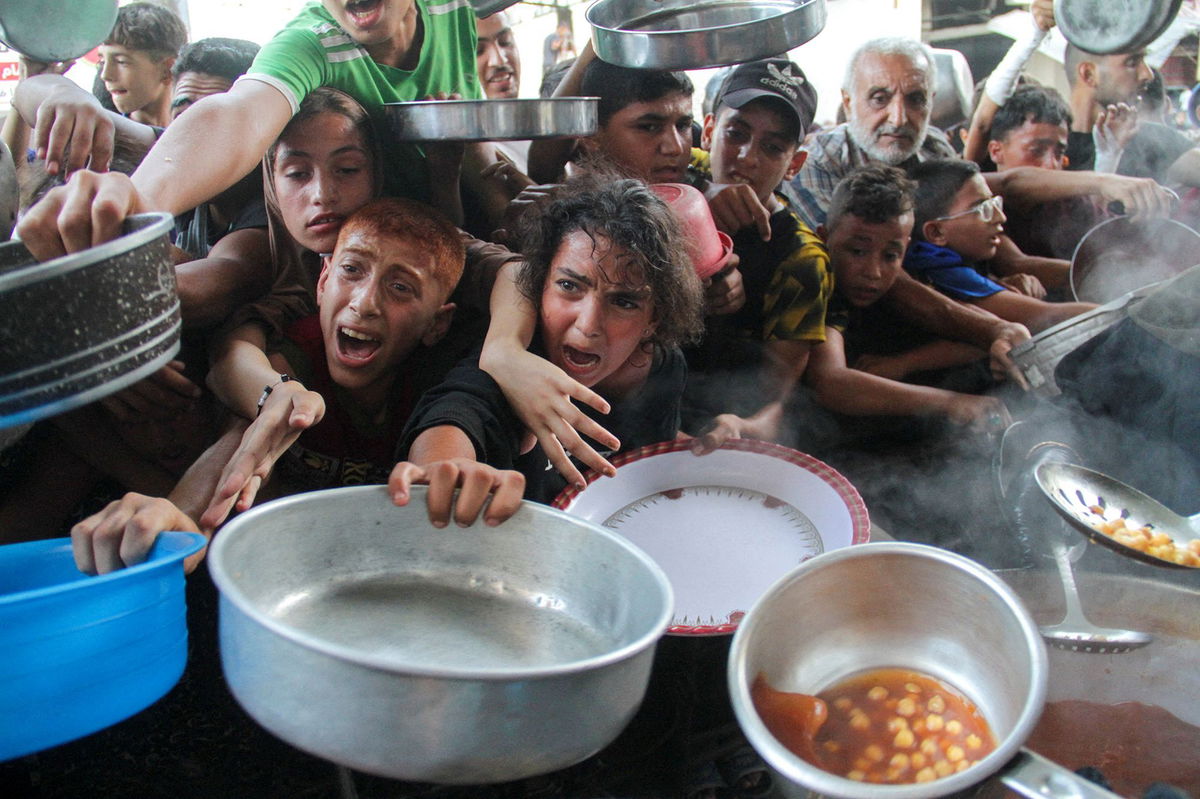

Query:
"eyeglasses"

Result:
[[934, 194, 1003, 224]]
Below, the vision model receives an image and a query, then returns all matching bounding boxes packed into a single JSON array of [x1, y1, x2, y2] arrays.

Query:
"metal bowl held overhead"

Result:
[[587, 0, 827, 71], [0, 0, 118, 62], [1054, 0, 1182, 56], [0, 531, 206, 760], [0, 212, 179, 430], [385, 97, 598, 143], [208, 485, 674, 784]]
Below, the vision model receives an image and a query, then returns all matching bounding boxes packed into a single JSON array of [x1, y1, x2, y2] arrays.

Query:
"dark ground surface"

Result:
[[4, 386, 1198, 799]]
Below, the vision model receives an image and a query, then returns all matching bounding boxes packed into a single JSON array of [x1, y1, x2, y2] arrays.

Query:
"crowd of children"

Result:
[[1, 0, 1196, 796]]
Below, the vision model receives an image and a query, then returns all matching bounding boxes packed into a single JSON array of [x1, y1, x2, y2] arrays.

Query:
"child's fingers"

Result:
[[452, 467, 498, 527], [423, 461, 463, 528], [561, 378, 612, 418], [483, 471, 526, 526], [540, 436, 586, 490], [388, 462, 426, 505], [236, 475, 261, 512]]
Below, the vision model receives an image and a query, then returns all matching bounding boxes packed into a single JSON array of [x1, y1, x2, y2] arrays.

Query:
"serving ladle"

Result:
[[1039, 537, 1152, 653], [1035, 461, 1200, 570], [993, 431, 1152, 653]]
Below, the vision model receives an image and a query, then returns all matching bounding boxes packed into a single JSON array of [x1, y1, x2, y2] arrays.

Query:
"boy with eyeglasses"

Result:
[[905, 158, 1093, 333]]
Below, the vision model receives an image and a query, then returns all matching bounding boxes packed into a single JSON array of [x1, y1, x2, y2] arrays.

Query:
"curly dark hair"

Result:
[[826, 165, 916, 232], [515, 174, 704, 350]]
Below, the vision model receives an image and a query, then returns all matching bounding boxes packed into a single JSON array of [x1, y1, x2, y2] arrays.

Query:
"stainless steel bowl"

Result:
[[728, 542, 1049, 799], [385, 97, 598, 142], [208, 485, 673, 784], [587, 0, 827, 70]]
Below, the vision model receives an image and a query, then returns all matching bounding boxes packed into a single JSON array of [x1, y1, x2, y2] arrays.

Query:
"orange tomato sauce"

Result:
[[752, 668, 996, 785]]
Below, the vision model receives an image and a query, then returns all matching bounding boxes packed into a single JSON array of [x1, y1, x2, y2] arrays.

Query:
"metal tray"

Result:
[[587, 0, 827, 71], [384, 98, 598, 143]]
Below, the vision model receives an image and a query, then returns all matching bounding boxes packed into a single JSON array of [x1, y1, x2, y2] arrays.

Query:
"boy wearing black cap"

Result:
[[685, 58, 833, 448]]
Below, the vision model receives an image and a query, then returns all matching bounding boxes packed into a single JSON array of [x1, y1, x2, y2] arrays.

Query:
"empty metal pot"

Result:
[[0, 212, 179, 429], [208, 485, 674, 784]]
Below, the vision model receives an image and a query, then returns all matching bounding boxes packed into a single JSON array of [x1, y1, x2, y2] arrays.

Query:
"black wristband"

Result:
[[255, 374, 293, 417]]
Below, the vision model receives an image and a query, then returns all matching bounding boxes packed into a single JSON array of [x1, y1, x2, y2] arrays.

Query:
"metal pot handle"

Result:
[[1000, 748, 1123, 799]]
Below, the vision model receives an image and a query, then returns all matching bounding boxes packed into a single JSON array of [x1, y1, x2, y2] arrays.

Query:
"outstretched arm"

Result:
[[984, 166, 1176, 222], [963, 4, 1052, 164], [805, 330, 1011, 431], [883, 273, 1031, 388], [16, 80, 292, 260], [136, 81, 293, 214]]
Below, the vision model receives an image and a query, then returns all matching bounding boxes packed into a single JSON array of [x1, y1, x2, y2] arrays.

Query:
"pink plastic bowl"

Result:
[[651, 183, 734, 280]]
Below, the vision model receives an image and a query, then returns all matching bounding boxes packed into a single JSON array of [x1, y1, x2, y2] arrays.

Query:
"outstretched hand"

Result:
[[942, 394, 1012, 434], [199, 382, 325, 530], [705, 182, 772, 241], [704, 257, 746, 315], [1030, 0, 1055, 31], [481, 345, 619, 488], [29, 75, 114, 176]]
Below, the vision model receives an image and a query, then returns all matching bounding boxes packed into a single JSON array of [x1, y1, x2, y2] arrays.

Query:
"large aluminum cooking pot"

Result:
[[1068, 215, 1200, 303], [0, 212, 179, 430], [728, 543, 1120, 799], [0, 0, 118, 62], [208, 485, 673, 784], [999, 567, 1200, 797]]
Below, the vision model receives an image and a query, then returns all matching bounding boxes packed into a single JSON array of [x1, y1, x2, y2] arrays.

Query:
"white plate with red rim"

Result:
[[553, 439, 870, 635]]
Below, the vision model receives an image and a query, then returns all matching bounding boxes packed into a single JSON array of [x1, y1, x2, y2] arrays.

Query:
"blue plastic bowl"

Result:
[[0, 531, 206, 760]]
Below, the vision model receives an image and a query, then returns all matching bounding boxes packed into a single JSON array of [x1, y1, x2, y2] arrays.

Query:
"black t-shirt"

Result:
[[400, 342, 687, 504]]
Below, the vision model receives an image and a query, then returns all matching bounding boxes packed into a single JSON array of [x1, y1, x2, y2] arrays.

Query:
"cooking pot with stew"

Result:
[[727, 542, 1121, 799]]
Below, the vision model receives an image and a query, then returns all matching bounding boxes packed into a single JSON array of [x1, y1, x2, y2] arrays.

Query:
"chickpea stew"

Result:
[[752, 668, 996, 785], [1087, 506, 1200, 568]]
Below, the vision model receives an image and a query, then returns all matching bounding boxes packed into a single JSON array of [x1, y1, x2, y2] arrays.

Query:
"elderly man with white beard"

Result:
[[786, 37, 955, 229]]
